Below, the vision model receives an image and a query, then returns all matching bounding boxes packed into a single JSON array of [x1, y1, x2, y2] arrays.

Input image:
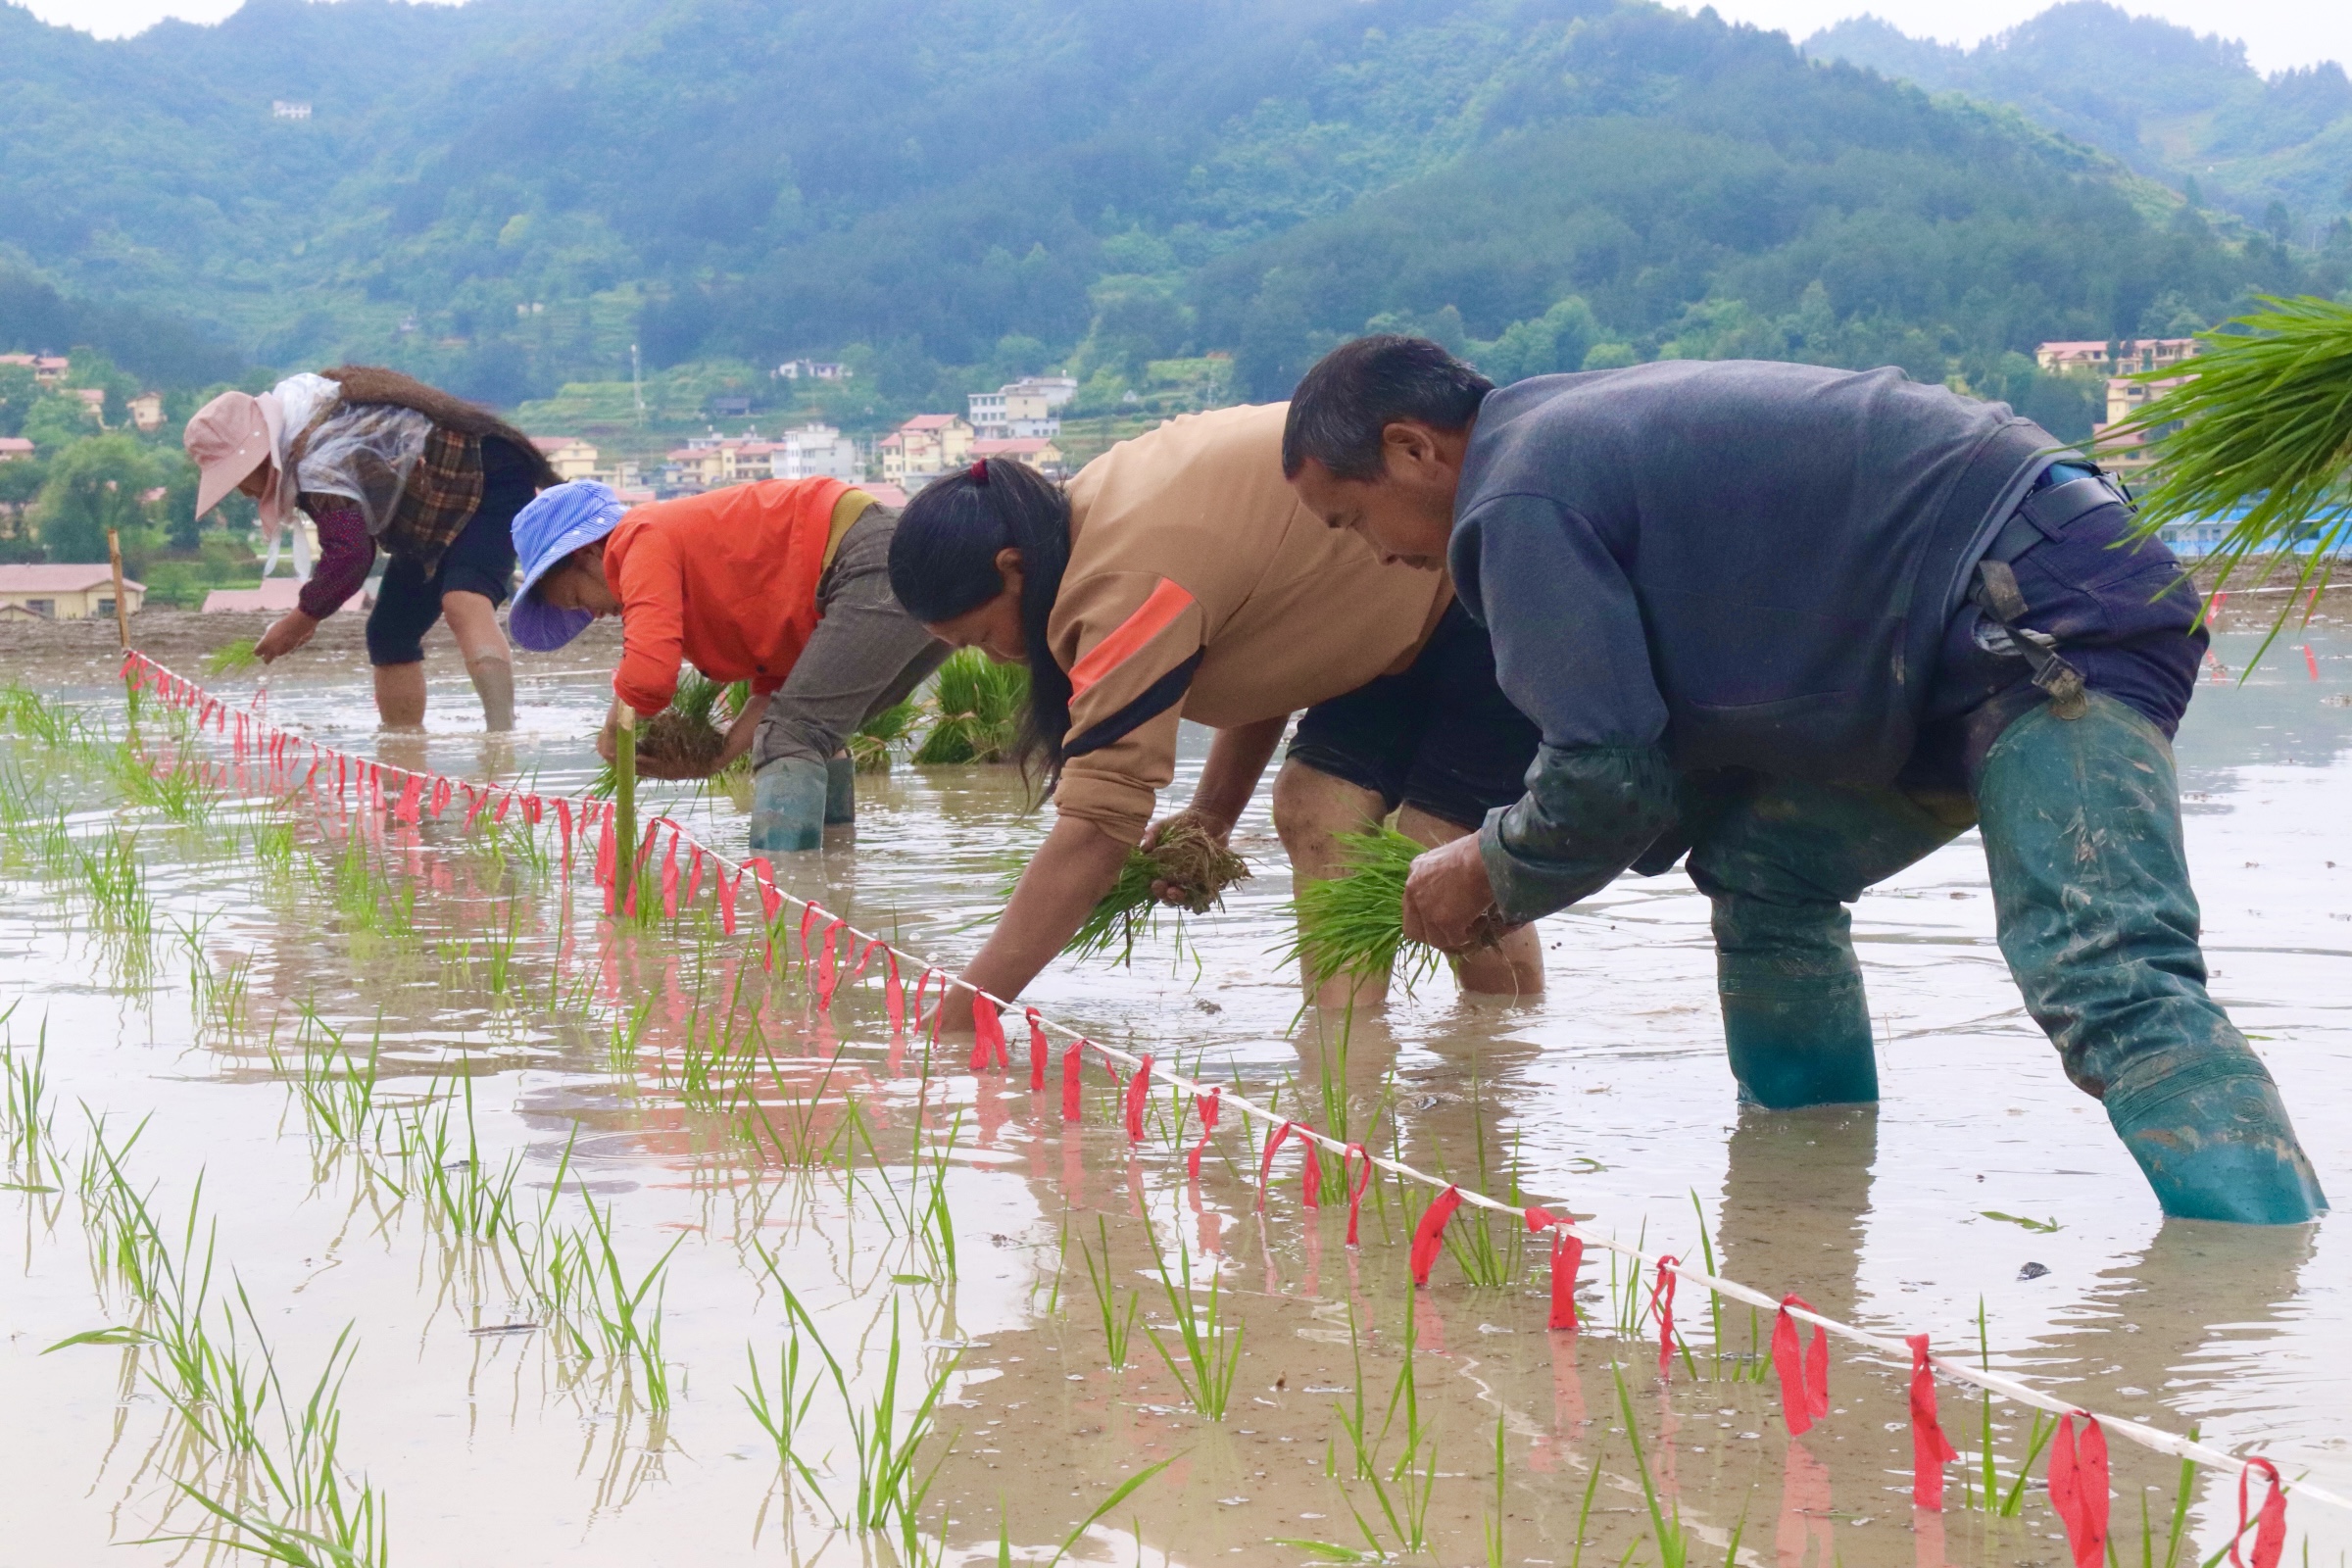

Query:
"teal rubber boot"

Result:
[[1715, 902, 1881, 1108], [747, 757, 828, 854], [824, 757, 857, 826], [1977, 694, 2327, 1224], [1689, 776, 1967, 1108]]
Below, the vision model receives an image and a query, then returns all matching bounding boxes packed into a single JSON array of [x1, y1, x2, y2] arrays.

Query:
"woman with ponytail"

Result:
[[890, 403, 1546, 1015]]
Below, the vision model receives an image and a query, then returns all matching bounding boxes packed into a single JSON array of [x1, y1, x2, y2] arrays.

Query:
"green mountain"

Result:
[[1805, 3, 2352, 241], [0, 0, 2341, 439]]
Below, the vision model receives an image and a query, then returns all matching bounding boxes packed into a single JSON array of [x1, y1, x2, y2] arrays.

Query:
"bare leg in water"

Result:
[[1273, 756, 1544, 1009]]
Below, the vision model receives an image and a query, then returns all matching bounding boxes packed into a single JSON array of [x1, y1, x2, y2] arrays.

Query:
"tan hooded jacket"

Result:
[[1051, 402, 1452, 843]]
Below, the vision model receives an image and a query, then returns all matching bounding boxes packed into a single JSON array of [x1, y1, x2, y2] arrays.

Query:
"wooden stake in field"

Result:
[[613, 703, 639, 916], [106, 527, 130, 651]]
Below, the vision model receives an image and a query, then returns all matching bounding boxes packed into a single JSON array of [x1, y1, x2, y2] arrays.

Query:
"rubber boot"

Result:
[[824, 757, 857, 825], [466, 655, 515, 733], [748, 757, 828, 854], [1977, 694, 2327, 1224], [1688, 778, 1964, 1108], [1714, 901, 1880, 1107]]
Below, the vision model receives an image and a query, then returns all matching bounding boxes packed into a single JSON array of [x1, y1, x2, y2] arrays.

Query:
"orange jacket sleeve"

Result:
[[611, 524, 687, 717]]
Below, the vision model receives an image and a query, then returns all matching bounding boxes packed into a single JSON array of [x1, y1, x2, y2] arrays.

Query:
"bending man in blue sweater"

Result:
[[1282, 334, 2324, 1225]]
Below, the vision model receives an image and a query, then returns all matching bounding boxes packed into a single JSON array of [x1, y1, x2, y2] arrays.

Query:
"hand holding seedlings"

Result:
[[253, 610, 319, 662], [1399, 832, 1513, 954]]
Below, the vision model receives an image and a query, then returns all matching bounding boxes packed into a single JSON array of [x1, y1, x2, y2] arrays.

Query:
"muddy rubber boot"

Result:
[[1977, 694, 2327, 1224], [466, 656, 515, 734], [748, 757, 828, 854], [1715, 902, 1880, 1108], [1688, 776, 1963, 1108], [824, 757, 857, 826]]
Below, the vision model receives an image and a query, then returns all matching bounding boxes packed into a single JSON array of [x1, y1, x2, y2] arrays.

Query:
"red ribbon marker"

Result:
[[717, 867, 741, 934], [798, 904, 821, 977], [659, 833, 681, 919], [684, 845, 705, 909], [1026, 1006, 1049, 1092], [1257, 1121, 1296, 1206], [1188, 1089, 1221, 1180], [881, 949, 904, 1033], [1650, 1256, 1682, 1379], [747, 858, 782, 919], [1773, 1294, 1832, 1436], [1906, 1335, 1958, 1509], [1299, 1140, 1322, 1208], [595, 810, 617, 914], [970, 994, 1007, 1071], [1525, 1208, 1582, 1332], [2046, 1413, 2111, 1568], [555, 798, 574, 873], [2232, 1458, 2286, 1568], [1409, 1186, 1463, 1287], [1343, 1144, 1373, 1246], [430, 777, 452, 819], [1123, 1054, 1152, 1141], [815, 918, 845, 1009], [394, 772, 422, 824], [1061, 1037, 1085, 1120]]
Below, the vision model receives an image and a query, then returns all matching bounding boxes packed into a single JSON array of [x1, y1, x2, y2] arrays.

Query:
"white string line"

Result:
[[123, 653, 2351, 1515]]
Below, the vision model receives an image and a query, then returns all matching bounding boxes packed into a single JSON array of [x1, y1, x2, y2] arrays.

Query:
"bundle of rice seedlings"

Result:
[[848, 699, 920, 773], [1066, 815, 1250, 963], [591, 669, 749, 794], [1282, 824, 1445, 996], [204, 638, 262, 676], [911, 649, 1028, 764]]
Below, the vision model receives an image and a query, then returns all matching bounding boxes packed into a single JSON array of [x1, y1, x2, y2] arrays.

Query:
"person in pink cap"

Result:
[[183, 367, 556, 730]]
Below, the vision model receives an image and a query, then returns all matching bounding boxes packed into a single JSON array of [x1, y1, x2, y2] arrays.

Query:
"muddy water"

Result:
[[0, 626, 2346, 1566]]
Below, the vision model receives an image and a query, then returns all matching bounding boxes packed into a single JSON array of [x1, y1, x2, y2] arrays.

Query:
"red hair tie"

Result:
[[971, 459, 989, 485]]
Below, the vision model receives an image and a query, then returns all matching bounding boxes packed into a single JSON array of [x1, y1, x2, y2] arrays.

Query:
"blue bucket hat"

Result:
[[508, 480, 629, 652]]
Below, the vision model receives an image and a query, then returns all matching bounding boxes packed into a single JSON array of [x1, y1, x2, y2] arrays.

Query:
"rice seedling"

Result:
[[2, 1021, 59, 1191], [849, 698, 920, 773], [108, 738, 221, 824], [590, 669, 747, 795], [399, 1076, 523, 1243], [268, 1011, 384, 1148], [566, 1191, 685, 1412], [741, 1333, 830, 1500], [204, 638, 264, 676], [1282, 825, 1446, 998], [1055, 817, 1250, 964], [1609, 1358, 1743, 1568], [910, 649, 1027, 764], [1079, 1217, 1141, 1370], [2104, 295, 2352, 649], [1140, 1220, 1244, 1420], [1043, 1457, 1176, 1567], [0, 680, 86, 747], [1435, 1092, 1525, 1292], [250, 818, 297, 879]]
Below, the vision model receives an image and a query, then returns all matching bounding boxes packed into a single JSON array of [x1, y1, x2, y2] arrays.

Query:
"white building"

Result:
[[773, 360, 852, 382], [968, 376, 1077, 440], [771, 423, 863, 483]]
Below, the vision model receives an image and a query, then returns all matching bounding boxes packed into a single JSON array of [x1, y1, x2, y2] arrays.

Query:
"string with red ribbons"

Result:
[[112, 649, 2350, 1532]]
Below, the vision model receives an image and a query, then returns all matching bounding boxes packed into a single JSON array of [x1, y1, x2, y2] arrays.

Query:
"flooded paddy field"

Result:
[[2, 620, 2348, 1567]]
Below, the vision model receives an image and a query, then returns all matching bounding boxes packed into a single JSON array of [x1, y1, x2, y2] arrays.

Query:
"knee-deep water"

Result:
[[1, 619, 2347, 1566]]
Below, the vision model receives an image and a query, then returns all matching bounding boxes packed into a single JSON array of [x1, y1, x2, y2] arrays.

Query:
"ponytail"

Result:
[[888, 458, 1074, 781]]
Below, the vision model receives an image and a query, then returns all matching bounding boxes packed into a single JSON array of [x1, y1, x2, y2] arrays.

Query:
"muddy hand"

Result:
[[1143, 807, 1230, 906], [1401, 833, 1512, 953], [254, 609, 318, 662]]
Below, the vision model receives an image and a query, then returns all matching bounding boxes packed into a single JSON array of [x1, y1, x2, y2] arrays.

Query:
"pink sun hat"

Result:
[[184, 389, 290, 524]]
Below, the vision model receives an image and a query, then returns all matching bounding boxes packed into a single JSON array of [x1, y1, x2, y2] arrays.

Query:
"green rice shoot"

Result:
[[203, 639, 262, 676], [1041, 816, 1250, 964], [590, 668, 748, 795], [1284, 824, 1442, 995], [910, 650, 1028, 765], [849, 699, 920, 773]]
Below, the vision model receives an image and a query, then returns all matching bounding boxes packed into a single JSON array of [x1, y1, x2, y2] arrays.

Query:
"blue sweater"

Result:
[[1450, 360, 2055, 921]]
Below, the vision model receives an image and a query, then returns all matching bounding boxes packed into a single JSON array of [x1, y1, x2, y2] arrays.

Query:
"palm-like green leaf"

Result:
[[2108, 294, 2352, 648]]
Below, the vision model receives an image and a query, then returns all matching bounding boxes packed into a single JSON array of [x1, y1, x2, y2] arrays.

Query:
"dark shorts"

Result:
[[1287, 602, 1542, 830], [366, 437, 535, 666]]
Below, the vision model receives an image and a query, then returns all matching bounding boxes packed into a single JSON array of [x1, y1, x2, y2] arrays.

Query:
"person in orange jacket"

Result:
[[509, 476, 946, 850]]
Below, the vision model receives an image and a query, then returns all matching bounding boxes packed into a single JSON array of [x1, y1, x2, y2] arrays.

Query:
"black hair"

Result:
[[888, 458, 1074, 780], [1281, 334, 1494, 481]]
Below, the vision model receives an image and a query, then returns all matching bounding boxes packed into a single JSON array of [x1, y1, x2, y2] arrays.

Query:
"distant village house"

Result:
[[128, 392, 164, 432], [531, 436, 600, 481], [971, 436, 1065, 478], [2034, 337, 2201, 377], [877, 415, 974, 490], [0, 353, 69, 387], [967, 375, 1076, 441], [773, 360, 852, 381], [0, 564, 146, 620], [271, 100, 312, 120], [771, 423, 862, 482]]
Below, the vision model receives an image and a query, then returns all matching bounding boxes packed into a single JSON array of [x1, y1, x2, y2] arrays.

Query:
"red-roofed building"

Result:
[[2034, 337, 2201, 376], [531, 436, 599, 480], [0, 437, 33, 462], [878, 414, 973, 488]]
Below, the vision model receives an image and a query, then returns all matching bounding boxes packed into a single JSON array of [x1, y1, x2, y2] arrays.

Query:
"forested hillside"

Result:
[[0, 0, 2344, 434], [1808, 3, 2352, 240]]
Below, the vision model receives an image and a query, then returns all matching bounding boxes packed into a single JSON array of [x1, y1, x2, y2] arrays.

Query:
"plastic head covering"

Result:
[[509, 480, 630, 652], [184, 390, 286, 523]]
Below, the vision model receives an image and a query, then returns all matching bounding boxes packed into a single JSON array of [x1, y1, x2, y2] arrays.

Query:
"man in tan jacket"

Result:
[[887, 402, 1544, 1009]]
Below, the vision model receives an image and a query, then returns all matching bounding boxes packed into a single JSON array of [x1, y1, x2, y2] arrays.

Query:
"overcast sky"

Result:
[[16, 0, 2349, 74]]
